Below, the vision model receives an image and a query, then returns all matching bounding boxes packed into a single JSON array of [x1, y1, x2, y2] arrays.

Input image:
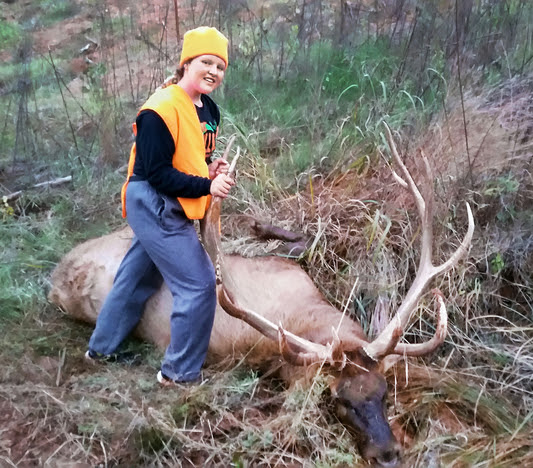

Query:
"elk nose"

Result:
[[376, 445, 401, 467]]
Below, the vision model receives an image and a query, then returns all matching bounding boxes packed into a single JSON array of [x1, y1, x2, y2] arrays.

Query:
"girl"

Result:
[[86, 27, 234, 386]]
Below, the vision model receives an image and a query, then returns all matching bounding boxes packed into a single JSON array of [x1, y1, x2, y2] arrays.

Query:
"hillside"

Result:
[[1, 1, 533, 467]]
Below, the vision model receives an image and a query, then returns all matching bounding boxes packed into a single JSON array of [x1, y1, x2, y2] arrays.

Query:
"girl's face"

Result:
[[181, 54, 226, 96]]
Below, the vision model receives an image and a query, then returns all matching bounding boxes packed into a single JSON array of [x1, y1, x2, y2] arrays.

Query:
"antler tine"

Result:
[[218, 287, 346, 367], [384, 123, 438, 268], [278, 326, 326, 367], [364, 123, 475, 360], [228, 146, 241, 177], [201, 136, 240, 268], [433, 202, 474, 276], [383, 122, 427, 225], [221, 134, 237, 161], [278, 326, 346, 369], [392, 289, 447, 356]]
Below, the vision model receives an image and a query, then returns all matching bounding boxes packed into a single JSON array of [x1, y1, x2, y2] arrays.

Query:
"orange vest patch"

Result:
[[121, 85, 210, 220]]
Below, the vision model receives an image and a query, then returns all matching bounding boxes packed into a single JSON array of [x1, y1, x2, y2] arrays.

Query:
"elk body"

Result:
[[48, 226, 402, 465], [48, 127, 474, 467]]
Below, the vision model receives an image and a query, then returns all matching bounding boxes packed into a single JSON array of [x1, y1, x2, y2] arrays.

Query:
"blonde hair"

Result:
[[158, 62, 188, 90]]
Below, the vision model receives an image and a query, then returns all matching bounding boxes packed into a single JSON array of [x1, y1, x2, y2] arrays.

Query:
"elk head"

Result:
[[331, 355, 398, 466], [205, 126, 474, 467]]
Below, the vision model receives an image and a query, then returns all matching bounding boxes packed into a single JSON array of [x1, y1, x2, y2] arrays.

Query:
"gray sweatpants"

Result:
[[89, 180, 217, 382]]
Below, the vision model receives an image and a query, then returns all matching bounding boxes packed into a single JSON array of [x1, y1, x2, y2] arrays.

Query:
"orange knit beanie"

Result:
[[179, 27, 229, 67]]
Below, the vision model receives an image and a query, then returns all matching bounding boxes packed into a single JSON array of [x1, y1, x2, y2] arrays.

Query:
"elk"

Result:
[[48, 125, 474, 467]]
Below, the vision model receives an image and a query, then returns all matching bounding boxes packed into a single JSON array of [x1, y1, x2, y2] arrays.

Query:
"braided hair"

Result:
[[159, 60, 191, 89]]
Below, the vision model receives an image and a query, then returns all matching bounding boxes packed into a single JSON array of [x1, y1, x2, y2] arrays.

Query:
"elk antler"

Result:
[[363, 123, 475, 360], [392, 289, 447, 357], [218, 287, 347, 368], [200, 137, 351, 369], [200, 141, 345, 368], [201, 135, 239, 268]]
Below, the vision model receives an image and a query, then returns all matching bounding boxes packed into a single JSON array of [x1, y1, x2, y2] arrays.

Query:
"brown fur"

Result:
[[48, 226, 401, 466], [49, 226, 368, 366]]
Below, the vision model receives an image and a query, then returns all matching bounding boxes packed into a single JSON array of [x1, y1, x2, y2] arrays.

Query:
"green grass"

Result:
[[37, 0, 81, 26], [0, 18, 21, 52], [219, 38, 448, 190], [0, 57, 55, 90], [0, 168, 124, 328]]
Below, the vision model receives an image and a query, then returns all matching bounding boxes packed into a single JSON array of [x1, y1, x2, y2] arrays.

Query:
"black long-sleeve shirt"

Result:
[[132, 93, 220, 198]]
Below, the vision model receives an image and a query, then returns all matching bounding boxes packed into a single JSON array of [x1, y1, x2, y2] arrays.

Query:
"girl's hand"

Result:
[[210, 173, 235, 199], [208, 158, 229, 179]]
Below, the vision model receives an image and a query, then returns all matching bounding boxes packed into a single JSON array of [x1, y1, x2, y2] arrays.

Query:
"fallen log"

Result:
[[3, 176, 72, 202]]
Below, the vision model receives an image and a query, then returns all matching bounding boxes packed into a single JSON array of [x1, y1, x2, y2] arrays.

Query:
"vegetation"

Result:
[[1, 0, 533, 466]]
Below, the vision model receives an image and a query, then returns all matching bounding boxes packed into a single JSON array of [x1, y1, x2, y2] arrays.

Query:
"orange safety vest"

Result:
[[121, 85, 211, 220]]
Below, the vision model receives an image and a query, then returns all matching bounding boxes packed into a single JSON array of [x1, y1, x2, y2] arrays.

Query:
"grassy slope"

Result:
[[1, 1, 533, 467]]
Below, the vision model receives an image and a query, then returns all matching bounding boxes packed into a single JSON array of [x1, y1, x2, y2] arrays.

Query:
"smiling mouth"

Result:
[[204, 77, 216, 84]]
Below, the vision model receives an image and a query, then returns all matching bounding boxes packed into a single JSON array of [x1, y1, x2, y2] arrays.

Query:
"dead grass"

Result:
[[2, 84, 532, 467], [215, 76, 533, 467]]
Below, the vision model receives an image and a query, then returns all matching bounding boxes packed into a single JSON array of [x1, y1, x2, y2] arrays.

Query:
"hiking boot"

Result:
[[157, 370, 203, 387], [157, 370, 181, 387], [85, 349, 142, 365], [84, 349, 108, 362]]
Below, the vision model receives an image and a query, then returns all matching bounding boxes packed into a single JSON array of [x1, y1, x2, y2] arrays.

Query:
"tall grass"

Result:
[[221, 37, 446, 194], [0, 18, 21, 51]]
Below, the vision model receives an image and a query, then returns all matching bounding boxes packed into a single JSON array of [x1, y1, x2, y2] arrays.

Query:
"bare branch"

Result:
[[3, 176, 73, 202]]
